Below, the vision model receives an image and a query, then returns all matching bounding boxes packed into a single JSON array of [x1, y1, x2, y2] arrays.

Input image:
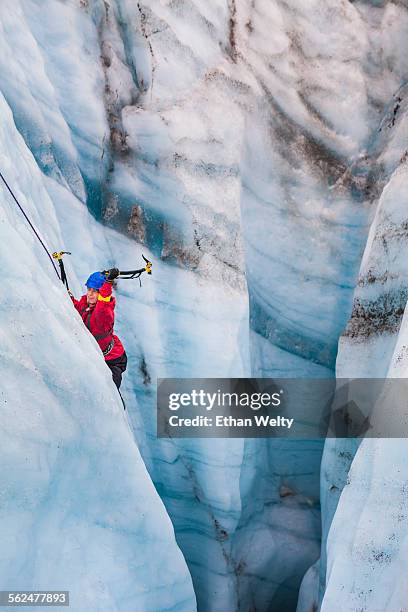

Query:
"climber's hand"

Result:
[[105, 267, 120, 281]]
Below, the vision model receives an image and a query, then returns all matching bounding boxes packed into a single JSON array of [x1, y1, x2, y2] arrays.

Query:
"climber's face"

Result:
[[86, 287, 99, 307]]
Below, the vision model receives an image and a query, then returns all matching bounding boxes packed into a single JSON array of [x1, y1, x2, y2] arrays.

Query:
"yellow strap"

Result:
[[98, 294, 111, 302]]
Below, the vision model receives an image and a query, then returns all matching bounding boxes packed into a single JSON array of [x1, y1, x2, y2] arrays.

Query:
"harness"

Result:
[[102, 339, 115, 357]]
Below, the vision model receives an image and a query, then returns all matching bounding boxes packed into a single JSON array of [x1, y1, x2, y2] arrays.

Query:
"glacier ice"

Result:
[[0, 93, 196, 610], [2, 0, 408, 611], [318, 86, 408, 612]]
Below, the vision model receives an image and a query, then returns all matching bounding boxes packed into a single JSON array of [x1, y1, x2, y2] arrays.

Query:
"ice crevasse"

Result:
[[314, 107, 408, 612], [0, 94, 197, 609]]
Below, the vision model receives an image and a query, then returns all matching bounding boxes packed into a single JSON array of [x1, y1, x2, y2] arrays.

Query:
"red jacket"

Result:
[[71, 282, 125, 361]]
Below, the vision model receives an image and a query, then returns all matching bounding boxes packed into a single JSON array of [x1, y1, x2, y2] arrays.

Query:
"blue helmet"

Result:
[[86, 271, 105, 290]]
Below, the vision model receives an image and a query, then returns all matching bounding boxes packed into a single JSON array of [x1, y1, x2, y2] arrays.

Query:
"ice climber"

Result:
[[69, 268, 127, 389]]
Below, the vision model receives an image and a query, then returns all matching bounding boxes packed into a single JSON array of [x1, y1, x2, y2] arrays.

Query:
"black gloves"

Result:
[[105, 267, 120, 281]]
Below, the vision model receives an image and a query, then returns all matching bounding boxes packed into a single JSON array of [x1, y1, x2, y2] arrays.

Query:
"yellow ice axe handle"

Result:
[[52, 251, 71, 260]]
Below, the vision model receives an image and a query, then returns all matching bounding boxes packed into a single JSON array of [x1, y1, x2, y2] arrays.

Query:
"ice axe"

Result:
[[103, 255, 153, 287]]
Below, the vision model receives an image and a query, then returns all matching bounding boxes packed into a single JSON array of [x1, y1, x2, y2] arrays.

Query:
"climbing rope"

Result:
[[0, 169, 153, 290], [118, 388, 126, 410], [0, 169, 61, 281]]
